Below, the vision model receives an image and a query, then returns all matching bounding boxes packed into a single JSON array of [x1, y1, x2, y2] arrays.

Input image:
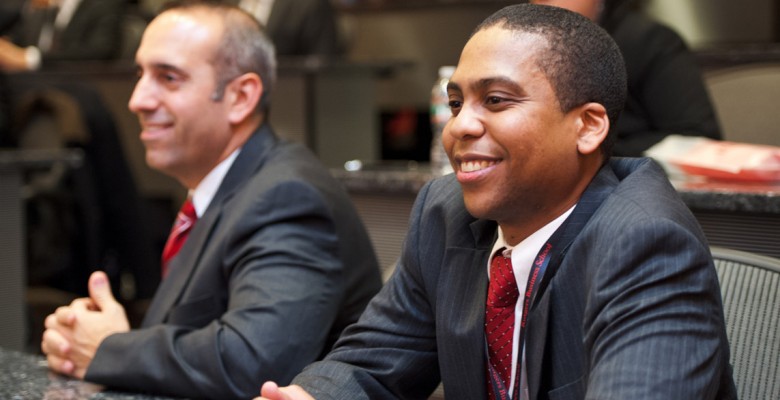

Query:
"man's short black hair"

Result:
[[474, 4, 627, 157]]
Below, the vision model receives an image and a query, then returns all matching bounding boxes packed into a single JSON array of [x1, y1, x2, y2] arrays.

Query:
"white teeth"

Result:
[[460, 160, 496, 172]]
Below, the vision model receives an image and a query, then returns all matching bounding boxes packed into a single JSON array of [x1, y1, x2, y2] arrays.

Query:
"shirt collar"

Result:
[[54, 0, 82, 29], [490, 204, 576, 268], [190, 148, 241, 217]]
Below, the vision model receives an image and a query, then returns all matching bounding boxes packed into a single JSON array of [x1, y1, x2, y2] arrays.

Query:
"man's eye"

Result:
[[486, 96, 504, 105], [157, 72, 184, 88], [448, 100, 462, 109]]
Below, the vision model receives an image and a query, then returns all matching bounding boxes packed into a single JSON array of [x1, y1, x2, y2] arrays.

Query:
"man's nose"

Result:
[[128, 77, 157, 113]]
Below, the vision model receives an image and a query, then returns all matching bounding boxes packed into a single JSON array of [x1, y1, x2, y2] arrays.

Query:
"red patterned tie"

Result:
[[485, 250, 519, 399], [161, 199, 197, 277]]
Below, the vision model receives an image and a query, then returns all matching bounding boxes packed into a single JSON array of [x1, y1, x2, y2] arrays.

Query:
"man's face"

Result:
[[443, 27, 585, 231], [129, 10, 234, 189]]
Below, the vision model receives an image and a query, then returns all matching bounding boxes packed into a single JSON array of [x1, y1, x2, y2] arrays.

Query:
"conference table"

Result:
[[0, 347, 179, 400]]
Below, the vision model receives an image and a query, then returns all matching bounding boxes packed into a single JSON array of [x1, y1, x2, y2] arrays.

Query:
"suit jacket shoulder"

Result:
[[528, 157, 736, 399]]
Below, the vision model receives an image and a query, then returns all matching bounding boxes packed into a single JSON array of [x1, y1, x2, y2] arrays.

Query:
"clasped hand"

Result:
[[255, 381, 315, 400], [40, 271, 130, 379], [0, 37, 31, 72]]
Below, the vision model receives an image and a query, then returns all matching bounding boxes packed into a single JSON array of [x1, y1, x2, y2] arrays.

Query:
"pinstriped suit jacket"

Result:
[[294, 157, 737, 400]]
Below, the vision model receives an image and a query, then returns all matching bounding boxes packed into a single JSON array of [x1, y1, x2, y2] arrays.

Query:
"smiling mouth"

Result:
[[460, 160, 499, 172]]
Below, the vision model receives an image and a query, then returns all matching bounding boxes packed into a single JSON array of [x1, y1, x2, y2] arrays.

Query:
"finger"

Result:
[[44, 313, 58, 330], [41, 328, 70, 357], [69, 296, 98, 312], [54, 305, 77, 326], [259, 382, 313, 400], [46, 353, 75, 376], [88, 271, 118, 311], [69, 297, 93, 309], [259, 381, 283, 400]]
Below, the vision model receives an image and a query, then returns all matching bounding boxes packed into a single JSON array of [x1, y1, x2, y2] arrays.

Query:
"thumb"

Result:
[[88, 271, 118, 311]]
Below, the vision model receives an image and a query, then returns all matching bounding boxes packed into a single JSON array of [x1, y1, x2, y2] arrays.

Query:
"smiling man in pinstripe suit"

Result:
[[259, 4, 737, 400]]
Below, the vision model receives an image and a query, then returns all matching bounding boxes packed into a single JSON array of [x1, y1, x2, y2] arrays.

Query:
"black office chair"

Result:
[[711, 246, 780, 400]]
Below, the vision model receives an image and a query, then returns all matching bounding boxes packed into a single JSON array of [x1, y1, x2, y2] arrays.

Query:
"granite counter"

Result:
[[0, 347, 179, 400], [331, 164, 780, 214], [331, 163, 780, 269]]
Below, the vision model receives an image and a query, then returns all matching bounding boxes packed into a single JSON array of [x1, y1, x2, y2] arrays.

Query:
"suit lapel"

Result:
[[210, 124, 277, 207], [141, 207, 221, 325], [524, 163, 618, 397], [141, 126, 277, 326], [439, 247, 489, 399], [526, 288, 551, 400], [437, 218, 496, 400]]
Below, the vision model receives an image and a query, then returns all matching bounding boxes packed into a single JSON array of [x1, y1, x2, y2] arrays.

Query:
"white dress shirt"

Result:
[[190, 149, 240, 218], [488, 205, 575, 399]]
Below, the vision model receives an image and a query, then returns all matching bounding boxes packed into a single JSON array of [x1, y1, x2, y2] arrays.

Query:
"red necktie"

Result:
[[485, 250, 519, 399], [161, 199, 197, 277]]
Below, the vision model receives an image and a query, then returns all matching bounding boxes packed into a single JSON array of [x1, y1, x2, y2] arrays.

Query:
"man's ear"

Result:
[[226, 72, 263, 124], [574, 102, 609, 155]]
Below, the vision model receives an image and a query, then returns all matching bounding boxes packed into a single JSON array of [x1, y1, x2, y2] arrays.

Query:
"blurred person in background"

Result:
[[233, 0, 346, 57], [531, 0, 722, 156], [0, 0, 125, 71], [0, 0, 156, 314]]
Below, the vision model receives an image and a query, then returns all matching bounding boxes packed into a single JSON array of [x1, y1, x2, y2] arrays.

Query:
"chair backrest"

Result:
[[711, 246, 780, 400], [704, 63, 780, 147]]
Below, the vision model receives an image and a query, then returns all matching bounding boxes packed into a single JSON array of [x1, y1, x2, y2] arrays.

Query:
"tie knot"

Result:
[[487, 252, 519, 308], [179, 199, 197, 221], [161, 199, 198, 277]]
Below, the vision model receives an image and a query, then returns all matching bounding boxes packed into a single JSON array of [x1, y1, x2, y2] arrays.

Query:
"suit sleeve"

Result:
[[85, 181, 349, 399], [292, 180, 443, 400], [582, 217, 730, 399]]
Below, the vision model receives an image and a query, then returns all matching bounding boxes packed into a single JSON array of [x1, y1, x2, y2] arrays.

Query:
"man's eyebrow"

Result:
[[158, 63, 185, 73], [137, 61, 188, 77], [447, 76, 522, 93]]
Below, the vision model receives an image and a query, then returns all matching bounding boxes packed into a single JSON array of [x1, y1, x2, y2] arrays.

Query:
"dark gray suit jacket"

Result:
[[85, 124, 383, 399], [294, 158, 737, 399], [231, 0, 344, 57], [266, 0, 344, 57]]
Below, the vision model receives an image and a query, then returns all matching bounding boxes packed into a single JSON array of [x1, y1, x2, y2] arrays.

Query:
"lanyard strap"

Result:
[[486, 219, 569, 400]]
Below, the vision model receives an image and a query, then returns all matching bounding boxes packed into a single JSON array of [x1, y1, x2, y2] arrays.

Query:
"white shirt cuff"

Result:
[[25, 46, 42, 70]]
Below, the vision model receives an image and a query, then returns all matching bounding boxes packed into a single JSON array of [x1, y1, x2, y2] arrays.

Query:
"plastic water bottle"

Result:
[[430, 65, 455, 175]]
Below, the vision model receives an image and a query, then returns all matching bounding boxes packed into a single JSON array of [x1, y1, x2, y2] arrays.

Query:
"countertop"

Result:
[[331, 162, 780, 214], [0, 348, 180, 400]]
